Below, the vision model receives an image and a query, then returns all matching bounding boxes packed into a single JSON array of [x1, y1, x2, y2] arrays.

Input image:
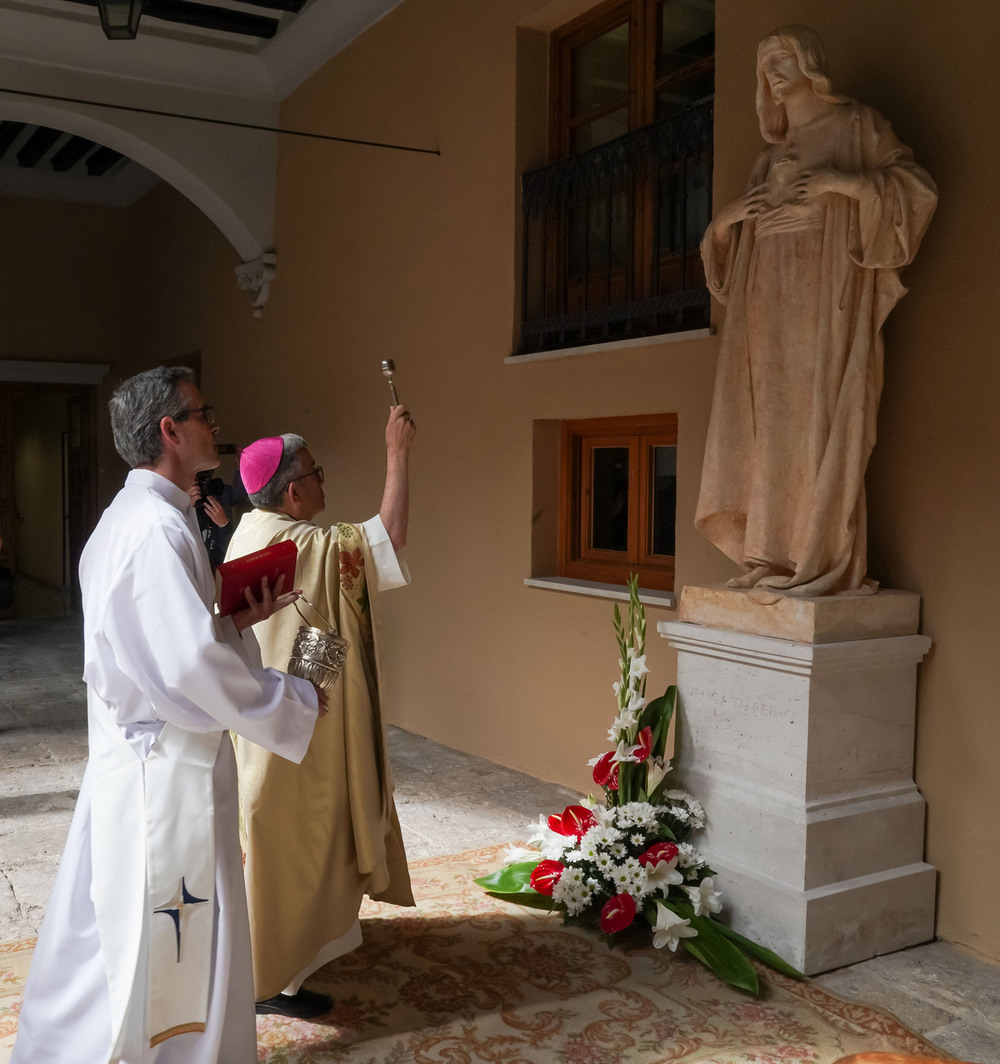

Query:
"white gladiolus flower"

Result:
[[627, 652, 650, 683], [626, 688, 646, 713]]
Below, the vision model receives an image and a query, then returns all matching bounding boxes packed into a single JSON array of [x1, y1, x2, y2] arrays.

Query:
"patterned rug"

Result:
[[0, 845, 948, 1064]]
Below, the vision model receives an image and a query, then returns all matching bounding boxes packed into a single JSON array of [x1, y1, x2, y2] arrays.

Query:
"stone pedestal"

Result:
[[658, 586, 936, 975]]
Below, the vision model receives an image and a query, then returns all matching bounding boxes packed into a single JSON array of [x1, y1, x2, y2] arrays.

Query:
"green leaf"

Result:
[[640, 686, 676, 755], [681, 917, 760, 994], [473, 862, 540, 894], [708, 920, 804, 980], [483, 890, 557, 912]]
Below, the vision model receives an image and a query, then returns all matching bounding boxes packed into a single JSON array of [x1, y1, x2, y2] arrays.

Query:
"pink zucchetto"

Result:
[[240, 436, 284, 494]]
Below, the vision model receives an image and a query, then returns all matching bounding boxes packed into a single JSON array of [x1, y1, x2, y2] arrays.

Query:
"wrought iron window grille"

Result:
[[519, 100, 713, 356]]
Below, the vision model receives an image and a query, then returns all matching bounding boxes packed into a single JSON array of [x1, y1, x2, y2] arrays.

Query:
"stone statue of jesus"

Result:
[[696, 25, 937, 596]]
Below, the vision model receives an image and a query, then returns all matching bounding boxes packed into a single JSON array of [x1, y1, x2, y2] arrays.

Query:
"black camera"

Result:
[[195, 471, 224, 501]]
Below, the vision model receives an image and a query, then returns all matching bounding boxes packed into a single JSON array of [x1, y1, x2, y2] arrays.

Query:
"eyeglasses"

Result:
[[288, 465, 324, 486], [175, 404, 216, 427]]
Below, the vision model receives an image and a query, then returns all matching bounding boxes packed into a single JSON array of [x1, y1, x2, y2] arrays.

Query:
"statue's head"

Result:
[[755, 26, 848, 142]]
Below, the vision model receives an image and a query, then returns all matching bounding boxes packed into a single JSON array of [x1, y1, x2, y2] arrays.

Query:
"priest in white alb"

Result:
[[11, 366, 327, 1064], [227, 404, 416, 1019]]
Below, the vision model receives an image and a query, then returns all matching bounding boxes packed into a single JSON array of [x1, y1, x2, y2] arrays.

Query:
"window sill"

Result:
[[524, 576, 675, 609], [505, 327, 711, 364]]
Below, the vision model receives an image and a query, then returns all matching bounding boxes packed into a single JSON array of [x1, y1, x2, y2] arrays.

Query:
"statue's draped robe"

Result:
[[227, 509, 413, 1000], [11, 470, 317, 1064], [697, 101, 937, 595]]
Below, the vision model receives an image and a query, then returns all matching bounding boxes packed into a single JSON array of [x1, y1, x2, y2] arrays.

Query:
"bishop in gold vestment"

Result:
[[228, 407, 416, 1010]]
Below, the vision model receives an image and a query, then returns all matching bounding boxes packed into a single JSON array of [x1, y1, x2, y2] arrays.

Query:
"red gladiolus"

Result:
[[591, 751, 620, 791], [600, 892, 637, 933], [548, 804, 597, 839], [530, 860, 565, 896], [639, 841, 679, 867], [635, 726, 654, 763]]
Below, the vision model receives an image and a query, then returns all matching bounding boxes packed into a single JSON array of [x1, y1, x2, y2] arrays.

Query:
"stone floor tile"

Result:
[[813, 965, 956, 1034], [923, 1019, 1000, 1062], [0, 612, 998, 1064]]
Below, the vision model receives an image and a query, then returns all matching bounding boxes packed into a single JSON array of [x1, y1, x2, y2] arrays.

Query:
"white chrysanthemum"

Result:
[[610, 841, 627, 858], [559, 863, 589, 887], [593, 851, 616, 876], [662, 789, 706, 825], [610, 857, 644, 893], [616, 802, 660, 830], [686, 799, 706, 829], [669, 804, 691, 823], [676, 843, 702, 868], [629, 833, 646, 847], [553, 877, 594, 916], [579, 824, 620, 853]]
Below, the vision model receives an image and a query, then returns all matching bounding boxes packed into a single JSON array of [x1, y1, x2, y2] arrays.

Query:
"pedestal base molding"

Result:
[[660, 591, 935, 975]]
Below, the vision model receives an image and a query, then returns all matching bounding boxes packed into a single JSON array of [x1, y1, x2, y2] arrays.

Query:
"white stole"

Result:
[[89, 693, 221, 1054]]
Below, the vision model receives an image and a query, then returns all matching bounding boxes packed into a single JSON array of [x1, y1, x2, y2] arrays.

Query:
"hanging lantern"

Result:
[[96, 0, 144, 40]]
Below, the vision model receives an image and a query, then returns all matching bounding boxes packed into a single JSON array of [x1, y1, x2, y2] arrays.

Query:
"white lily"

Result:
[[645, 757, 670, 792], [652, 903, 698, 951], [643, 855, 684, 892], [683, 876, 723, 917], [610, 739, 642, 763], [503, 843, 540, 864]]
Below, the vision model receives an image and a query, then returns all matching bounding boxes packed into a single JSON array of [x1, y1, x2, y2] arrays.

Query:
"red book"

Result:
[[216, 540, 298, 617]]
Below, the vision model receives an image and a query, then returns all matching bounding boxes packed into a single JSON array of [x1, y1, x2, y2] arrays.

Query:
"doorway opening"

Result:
[[0, 383, 97, 619]]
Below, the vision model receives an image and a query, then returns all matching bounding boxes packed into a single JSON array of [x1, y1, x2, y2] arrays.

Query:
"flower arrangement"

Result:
[[475, 575, 800, 994]]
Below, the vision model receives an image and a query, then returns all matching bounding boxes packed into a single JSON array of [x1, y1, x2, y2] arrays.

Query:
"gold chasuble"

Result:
[[227, 509, 414, 1000]]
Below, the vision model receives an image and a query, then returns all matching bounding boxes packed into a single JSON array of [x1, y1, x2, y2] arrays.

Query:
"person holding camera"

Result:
[[188, 471, 244, 570]]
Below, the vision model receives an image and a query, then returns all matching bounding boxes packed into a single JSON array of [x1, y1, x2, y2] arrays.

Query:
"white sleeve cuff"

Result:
[[360, 515, 411, 592]]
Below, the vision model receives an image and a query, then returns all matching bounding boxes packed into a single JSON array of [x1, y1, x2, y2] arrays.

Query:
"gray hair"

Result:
[[110, 366, 195, 468], [248, 434, 308, 508]]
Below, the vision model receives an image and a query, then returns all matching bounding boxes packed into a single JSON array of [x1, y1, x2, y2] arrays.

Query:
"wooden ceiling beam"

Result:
[[51, 136, 97, 172], [17, 127, 62, 168], [59, 0, 281, 39], [0, 122, 26, 159]]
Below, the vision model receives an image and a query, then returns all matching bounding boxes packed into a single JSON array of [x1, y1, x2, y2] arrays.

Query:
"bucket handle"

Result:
[[293, 594, 337, 633]]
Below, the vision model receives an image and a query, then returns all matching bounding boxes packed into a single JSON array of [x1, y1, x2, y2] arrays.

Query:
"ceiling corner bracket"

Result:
[[235, 251, 277, 318]]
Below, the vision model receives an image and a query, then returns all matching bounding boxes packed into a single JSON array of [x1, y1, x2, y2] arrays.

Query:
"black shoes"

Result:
[[255, 986, 332, 1019]]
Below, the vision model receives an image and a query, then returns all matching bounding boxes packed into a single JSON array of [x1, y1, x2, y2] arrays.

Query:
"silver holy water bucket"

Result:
[[287, 598, 351, 692]]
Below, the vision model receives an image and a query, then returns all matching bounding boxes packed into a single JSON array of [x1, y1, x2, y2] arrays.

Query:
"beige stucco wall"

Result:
[[0, 196, 133, 518], [212, 0, 732, 819], [246, 0, 996, 962], [2, 0, 996, 965]]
